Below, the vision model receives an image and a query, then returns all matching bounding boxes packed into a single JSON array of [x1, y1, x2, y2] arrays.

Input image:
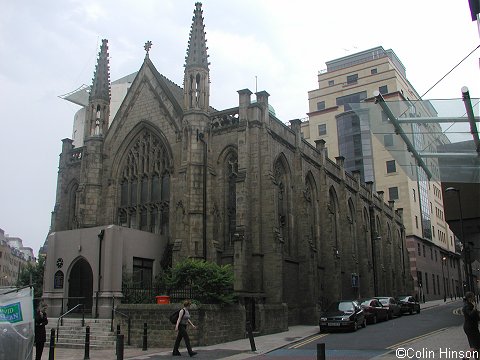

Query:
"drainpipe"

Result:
[[96, 229, 104, 318]]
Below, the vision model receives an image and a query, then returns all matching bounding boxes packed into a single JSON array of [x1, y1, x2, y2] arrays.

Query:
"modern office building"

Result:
[[303, 46, 463, 300]]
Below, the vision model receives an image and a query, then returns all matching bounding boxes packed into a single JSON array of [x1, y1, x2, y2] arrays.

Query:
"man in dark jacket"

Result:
[[34, 302, 48, 360]]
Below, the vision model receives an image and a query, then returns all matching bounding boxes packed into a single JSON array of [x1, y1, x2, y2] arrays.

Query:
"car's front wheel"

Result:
[[361, 318, 367, 328]]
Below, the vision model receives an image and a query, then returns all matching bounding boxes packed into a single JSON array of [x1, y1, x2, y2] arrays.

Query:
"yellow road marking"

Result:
[[387, 328, 448, 349], [289, 333, 328, 349]]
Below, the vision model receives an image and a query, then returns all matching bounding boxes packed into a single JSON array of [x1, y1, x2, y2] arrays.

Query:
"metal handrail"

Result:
[[111, 298, 131, 346], [56, 304, 84, 342]]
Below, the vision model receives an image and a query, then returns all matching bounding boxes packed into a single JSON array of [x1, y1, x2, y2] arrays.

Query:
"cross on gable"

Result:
[[144, 41, 153, 56]]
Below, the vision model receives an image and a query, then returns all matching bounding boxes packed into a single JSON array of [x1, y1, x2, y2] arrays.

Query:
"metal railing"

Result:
[[56, 303, 84, 342], [121, 286, 196, 304], [111, 297, 131, 346]]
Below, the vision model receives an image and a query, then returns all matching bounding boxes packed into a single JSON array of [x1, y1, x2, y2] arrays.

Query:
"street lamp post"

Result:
[[445, 187, 471, 293]]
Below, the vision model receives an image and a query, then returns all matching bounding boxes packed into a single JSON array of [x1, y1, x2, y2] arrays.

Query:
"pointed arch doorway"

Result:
[[68, 258, 93, 314]]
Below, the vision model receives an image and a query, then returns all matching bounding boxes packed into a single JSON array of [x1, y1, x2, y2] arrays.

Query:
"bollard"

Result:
[[116, 334, 124, 360], [48, 328, 55, 360], [246, 322, 256, 352], [142, 322, 148, 351], [127, 317, 131, 346], [84, 326, 90, 360], [115, 324, 120, 354], [317, 343, 325, 360]]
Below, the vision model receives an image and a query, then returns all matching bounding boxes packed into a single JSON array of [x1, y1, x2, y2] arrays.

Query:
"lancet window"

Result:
[[224, 152, 238, 252], [118, 129, 171, 234], [274, 158, 291, 255]]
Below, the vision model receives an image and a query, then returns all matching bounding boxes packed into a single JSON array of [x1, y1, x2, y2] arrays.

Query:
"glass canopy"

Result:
[[350, 95, 480, 183]]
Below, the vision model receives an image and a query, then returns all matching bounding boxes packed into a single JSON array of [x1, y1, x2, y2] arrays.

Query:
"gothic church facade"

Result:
[[44, 3, 412, 328]]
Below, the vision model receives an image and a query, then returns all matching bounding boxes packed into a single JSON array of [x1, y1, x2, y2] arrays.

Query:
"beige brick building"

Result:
[[0, 229, 35, 287], [303, 46, 462, 301], [44, 5, 411, 329]]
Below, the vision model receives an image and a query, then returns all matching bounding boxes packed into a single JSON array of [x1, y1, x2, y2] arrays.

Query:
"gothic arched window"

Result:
[[274, 157, 291, 255], [224, 152, 238, 252], [305, 174, 317, 251], [329, 188, 339, 258], [348, 199, 356, 254], [118, 129, 171, 234]]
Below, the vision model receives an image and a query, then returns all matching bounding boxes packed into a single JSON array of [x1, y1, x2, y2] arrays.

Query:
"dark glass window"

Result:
[[388, 186, 399, 200], [317, 101, 325, 111], [379, 85, 388, 94], [328, 80, 334, 86], [133, 257, 153, 288], [371, 68, 377, 75], [347, 74, 358, 84], [384, 134, 393, 147], [386, 160, 396, 173], [336, 91, 367, 111], [318, 124, 327, 135]]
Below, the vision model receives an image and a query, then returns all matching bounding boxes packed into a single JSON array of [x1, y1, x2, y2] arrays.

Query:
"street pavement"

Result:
[[48, 297, 469, 360]]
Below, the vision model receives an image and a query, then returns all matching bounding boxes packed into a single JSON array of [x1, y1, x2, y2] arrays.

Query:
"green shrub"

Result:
[[167, 259, 235, 304]]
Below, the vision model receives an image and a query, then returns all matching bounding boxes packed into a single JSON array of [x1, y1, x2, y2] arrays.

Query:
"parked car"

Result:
[[319, 300, 366, 332], [375, 296, 402, 319], [396, 295, 421, 314], [359, 298, 389, 324]]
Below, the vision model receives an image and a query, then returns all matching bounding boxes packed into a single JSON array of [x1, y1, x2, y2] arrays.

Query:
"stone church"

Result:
[[43, 2, 412, 328]]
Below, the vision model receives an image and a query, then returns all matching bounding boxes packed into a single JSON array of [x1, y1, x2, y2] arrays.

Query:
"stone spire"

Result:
[[185, 2, 209, 70], [183, 2, 210, 111], [86, 39, 111, 138], [90, 39, 111, 102]]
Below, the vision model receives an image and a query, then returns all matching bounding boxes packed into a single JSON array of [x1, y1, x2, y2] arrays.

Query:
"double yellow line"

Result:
[[387, 327, 448, 349], [288, 333, 329, 349]]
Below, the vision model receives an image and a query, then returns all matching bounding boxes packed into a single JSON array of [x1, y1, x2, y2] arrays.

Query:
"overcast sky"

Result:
[[1, 0, 478, 255]]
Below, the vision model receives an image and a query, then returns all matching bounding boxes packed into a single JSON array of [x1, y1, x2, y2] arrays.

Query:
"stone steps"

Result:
[[45, 318, 118, 349]]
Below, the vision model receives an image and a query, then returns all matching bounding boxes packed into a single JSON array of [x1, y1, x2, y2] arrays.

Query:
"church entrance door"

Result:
[[68, 258, 93, 314]]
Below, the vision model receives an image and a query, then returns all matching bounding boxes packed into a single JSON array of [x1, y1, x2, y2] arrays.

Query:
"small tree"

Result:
[[17, 256, 45, 299], [167, 259, 235, 304]]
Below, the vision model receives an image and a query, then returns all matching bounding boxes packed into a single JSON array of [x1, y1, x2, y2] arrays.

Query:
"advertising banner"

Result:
[[0, 287, 34, 360]]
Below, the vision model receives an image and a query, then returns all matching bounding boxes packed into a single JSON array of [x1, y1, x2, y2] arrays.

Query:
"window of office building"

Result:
[[347, 74, 358, 84], [384, 134, 393, 147], [336, 91, 367, 111], [328, 80, 334, 86], [317, 101, 325, 111], [379, 85, 388, 94], [388, 186, 399, 200], [371, 68, 377, 75], [417, 243, 421, 256], [318, 124, 327, 135], [386, 160, 396, 173]]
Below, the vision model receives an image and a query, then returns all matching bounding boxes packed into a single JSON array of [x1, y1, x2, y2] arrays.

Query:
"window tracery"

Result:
[[118, 129, 171, 234]]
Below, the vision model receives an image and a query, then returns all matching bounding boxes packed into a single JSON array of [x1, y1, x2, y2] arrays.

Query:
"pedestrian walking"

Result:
[[34, 301, 48, 360], [172, 300, 197, 357], [462, 291, 480, 359]]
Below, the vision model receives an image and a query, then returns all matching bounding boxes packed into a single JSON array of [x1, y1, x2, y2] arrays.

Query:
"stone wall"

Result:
[[115, 302, 289, 347]]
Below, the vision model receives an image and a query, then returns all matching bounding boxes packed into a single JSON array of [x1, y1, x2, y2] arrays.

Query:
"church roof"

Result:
[[185, 2, 209, 70]]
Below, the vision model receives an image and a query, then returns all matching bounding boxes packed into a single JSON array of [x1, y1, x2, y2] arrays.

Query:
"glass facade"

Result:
[[336, 110, 374, 182]]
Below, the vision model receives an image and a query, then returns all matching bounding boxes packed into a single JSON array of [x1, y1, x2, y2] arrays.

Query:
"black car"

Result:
[[396, 295, 421, 314], [375, 296, 402, 319], [319, 300, 366, 332]]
